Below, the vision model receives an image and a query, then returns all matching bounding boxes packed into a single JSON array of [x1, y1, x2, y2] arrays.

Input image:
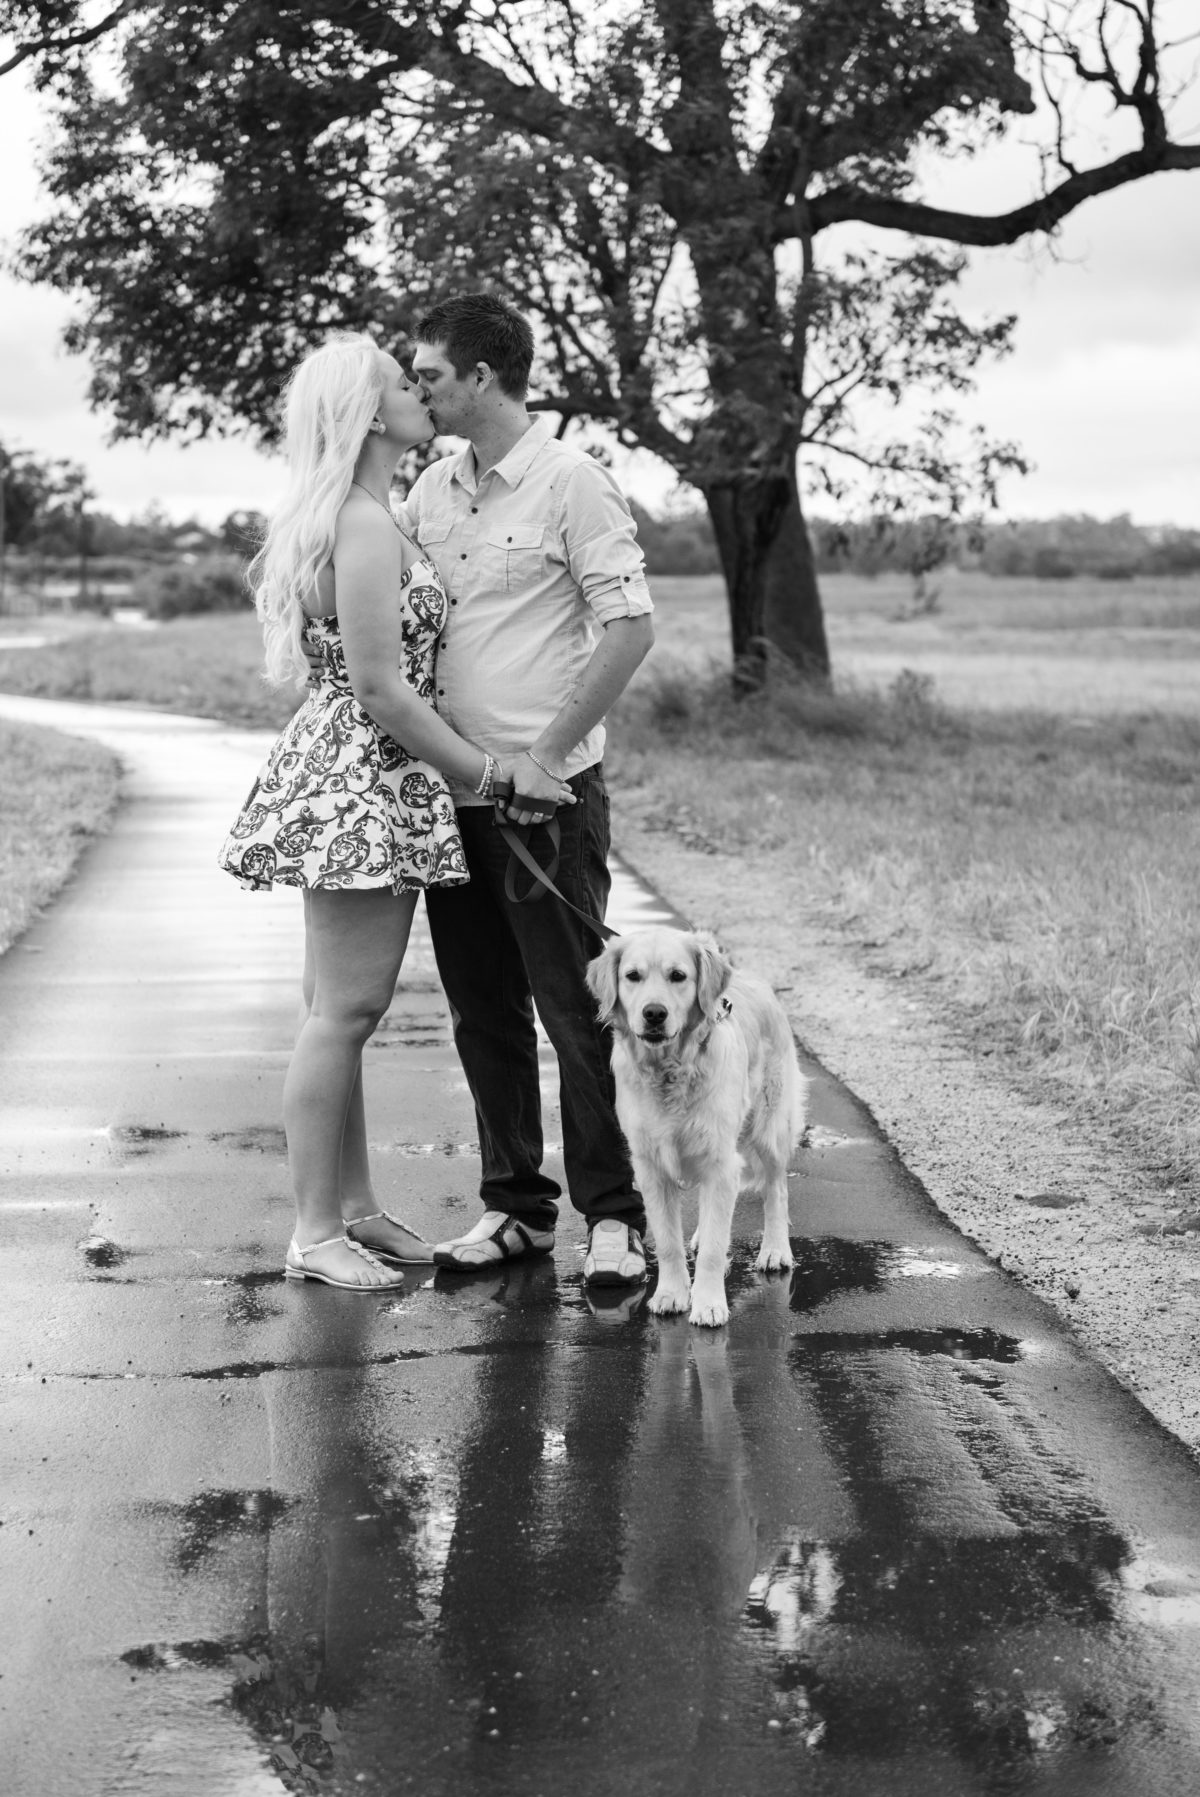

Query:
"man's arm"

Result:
[[504, 454, 655, 823], [504, 614, 653, 823]]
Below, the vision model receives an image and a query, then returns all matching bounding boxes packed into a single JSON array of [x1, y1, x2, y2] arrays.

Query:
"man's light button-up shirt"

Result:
[[400, 415, 653, 799]]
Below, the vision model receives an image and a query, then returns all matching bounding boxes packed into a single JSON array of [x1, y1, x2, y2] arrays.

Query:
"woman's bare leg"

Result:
[[337, 1069, 430, 1261], [284, 886, 417, 1286]]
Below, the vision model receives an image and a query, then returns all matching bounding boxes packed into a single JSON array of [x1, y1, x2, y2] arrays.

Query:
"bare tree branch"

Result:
[[807, 138, 1200, 245]]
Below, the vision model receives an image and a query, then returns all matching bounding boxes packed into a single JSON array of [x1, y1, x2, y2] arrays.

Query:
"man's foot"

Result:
[[344, 1208, 432, 1265], [432, 1210, 555, 1271], [584, 1219, 647, 1287]]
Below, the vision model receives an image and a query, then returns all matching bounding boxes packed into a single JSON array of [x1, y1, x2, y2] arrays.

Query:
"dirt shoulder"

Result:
[[612, 809, 1200, 1463]]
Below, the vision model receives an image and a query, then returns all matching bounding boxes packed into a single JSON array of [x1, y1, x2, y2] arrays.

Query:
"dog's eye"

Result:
[[667, 969, 689, 983], [622, 969, 643, 983]]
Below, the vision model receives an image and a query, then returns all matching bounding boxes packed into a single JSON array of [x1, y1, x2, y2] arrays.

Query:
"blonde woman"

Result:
[[219, 336, 570, 1290]]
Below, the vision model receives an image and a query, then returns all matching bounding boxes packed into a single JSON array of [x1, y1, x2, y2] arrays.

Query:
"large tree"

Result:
[[3, 1, 1197, 684]]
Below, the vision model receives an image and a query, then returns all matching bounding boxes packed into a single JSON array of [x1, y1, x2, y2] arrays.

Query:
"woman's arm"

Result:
[[333, 503, 491, 789]]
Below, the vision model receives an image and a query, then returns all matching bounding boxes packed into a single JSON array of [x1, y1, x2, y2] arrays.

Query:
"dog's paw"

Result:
[[689, 1293, 730, 1328], [756, 1244, 794, 1273], [649, 1283, 691, 1316]]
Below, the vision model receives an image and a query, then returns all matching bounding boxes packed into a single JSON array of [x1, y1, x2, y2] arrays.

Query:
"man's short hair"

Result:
[[415, 293, 534, 398]]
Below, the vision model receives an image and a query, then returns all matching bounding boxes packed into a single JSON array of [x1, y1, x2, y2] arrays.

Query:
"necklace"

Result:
[[350, 479, 400, 526]]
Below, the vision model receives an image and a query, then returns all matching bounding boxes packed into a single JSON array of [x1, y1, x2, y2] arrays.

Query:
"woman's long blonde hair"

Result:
[[250, 334, 385, 685]]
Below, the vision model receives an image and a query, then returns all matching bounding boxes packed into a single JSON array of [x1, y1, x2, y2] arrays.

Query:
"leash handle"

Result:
[[491, 798, 618, 944]]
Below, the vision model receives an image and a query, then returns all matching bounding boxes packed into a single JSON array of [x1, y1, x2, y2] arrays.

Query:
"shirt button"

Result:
[[450, 598, 457, 606], [437, 688, 445, 696], [471, 507, 478, 514], [460, 553, 467, 559]]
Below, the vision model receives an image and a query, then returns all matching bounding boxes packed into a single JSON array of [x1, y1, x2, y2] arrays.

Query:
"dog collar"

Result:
[[717, 996, 733, 1021]]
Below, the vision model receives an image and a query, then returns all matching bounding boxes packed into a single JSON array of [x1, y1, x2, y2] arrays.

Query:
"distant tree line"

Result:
[[1, 442, 265, 614], [634, 501, 1200, 583]]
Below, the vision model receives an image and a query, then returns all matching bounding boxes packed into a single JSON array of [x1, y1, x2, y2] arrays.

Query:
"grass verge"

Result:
[[0, 721, 121, 955], [0, 613, 301, 730]]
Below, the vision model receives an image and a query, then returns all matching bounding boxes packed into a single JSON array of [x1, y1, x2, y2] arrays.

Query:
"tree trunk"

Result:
[[705, 474, 831, 692]]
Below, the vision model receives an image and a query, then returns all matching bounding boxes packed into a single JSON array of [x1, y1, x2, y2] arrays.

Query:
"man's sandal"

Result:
[[432, 1209, 555, 1272], [284, 1233, 406, 1291], [344, 1207, 432, 1265]]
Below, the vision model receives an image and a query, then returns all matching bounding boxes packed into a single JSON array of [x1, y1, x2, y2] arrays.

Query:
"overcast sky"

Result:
[[1, 60, 1198, 529]]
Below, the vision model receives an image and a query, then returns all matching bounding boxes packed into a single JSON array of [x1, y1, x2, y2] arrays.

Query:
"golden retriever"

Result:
[[586, 927, 807, 1327]]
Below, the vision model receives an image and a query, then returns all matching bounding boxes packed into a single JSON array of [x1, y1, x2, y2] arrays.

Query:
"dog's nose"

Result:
[[641, 1003, 667, 1026]]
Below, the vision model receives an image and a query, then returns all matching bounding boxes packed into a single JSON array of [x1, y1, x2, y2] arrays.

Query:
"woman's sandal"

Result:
[[284, 1233, 406, 1291], [343, 1207, 433, 1265]]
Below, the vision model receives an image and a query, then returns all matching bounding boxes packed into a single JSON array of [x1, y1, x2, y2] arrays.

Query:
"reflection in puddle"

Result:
[[109, 1237, 1200, 1792], [794, 1327, 1022, 1362], [170, 1489, 292, 1574], [786, 1239, 968, 1315]]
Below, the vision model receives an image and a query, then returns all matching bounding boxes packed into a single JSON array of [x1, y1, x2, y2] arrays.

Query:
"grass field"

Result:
[[1, 568, 1198, 1183], [0, 720, 120, 955]]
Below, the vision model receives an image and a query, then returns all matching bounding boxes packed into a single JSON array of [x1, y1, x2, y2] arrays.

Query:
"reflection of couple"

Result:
[[219, 292, 654, 1293]]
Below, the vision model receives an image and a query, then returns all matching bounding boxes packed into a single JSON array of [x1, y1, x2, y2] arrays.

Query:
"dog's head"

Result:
[[586, 926, 733, 1047]]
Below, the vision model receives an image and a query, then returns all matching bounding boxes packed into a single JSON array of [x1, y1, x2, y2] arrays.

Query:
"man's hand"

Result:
[[301, 637, 322, 687], [503, 751, 576, 826]]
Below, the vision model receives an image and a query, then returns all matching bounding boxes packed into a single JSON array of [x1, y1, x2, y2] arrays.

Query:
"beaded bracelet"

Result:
[[474, 753, 496, 797]]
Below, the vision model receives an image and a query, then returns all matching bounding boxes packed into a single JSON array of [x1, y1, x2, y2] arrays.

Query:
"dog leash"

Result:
[[491, 782, 618, 944]]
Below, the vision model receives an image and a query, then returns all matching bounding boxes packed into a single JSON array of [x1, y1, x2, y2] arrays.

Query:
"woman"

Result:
[[219, 335, 566, 1290]]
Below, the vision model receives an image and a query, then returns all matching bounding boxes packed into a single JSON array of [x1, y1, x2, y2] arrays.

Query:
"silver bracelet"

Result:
[[525, 749, 564, 782], [474, 753, 495, 796]]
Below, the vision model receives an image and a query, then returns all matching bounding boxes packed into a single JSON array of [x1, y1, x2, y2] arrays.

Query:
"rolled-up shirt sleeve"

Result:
[[560, 462, 654, 624]]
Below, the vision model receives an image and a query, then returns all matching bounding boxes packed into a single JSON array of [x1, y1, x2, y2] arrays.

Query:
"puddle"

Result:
[[81, 1235, 128, 1269], [792, 1327, 1023, 1363], [208, 1125, 287, 1154], [785, 1240, 964, 1312], [1013, 1191, 1087, 1210], [378, 1139, 479, 1158], [167, 1489, 291, 1573], [803, 1126, 861, 1152], [106, 1124, 184, 1159]]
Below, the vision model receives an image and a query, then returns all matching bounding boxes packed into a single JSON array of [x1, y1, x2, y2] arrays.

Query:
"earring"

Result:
[[369, 418, 385, 435]]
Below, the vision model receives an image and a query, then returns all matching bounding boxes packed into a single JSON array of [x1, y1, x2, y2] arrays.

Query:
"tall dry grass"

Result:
[[609, 659, 1200, 1184]]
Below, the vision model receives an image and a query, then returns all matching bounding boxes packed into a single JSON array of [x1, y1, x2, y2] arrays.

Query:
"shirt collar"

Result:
[[450, 414, 553, 493]]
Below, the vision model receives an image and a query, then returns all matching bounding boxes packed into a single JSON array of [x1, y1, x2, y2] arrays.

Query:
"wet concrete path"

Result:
[[3, 694, 1200, 1796]]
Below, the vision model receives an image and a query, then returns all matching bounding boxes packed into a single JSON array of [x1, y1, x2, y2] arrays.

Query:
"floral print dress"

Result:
[[218, 559, 467, 895]]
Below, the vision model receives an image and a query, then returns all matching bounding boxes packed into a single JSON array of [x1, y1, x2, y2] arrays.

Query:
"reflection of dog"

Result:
[[586, 927, 808, 1326]]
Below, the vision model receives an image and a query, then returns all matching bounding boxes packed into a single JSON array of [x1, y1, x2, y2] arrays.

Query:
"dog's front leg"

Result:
[[689, 1160, 739, 1327], [641, 1169, 690, 1316]]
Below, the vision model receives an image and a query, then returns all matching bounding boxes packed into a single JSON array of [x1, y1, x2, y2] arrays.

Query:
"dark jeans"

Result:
[[424, 764, 644, 1236]]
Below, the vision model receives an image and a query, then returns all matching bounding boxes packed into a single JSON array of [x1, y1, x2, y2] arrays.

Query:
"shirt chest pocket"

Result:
[[483, 522, 545, 592]]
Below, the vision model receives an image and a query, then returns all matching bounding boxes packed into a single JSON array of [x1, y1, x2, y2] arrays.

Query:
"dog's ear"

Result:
[[585, 939, 624, 1026], [691, 932, 733, 1021]]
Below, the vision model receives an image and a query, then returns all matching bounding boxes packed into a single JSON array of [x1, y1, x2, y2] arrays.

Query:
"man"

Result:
[[402, 292, 654, 1285]]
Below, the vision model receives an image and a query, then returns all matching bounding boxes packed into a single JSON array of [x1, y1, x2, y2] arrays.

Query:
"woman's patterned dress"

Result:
[[218, 560, 468, 895]]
